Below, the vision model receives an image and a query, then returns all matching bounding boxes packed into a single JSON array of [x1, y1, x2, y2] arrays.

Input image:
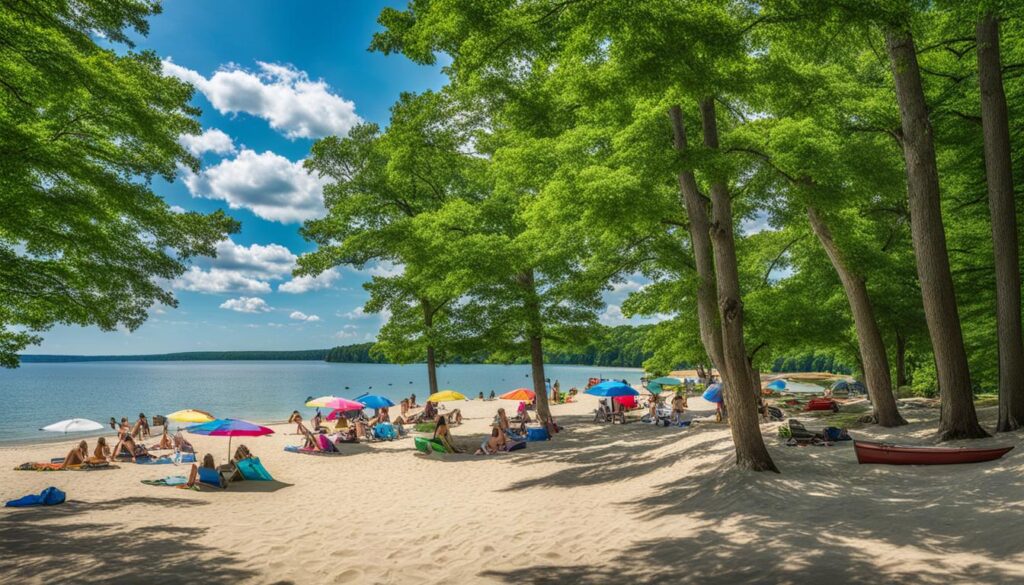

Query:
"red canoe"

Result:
[[854, 440, 1014, 465]]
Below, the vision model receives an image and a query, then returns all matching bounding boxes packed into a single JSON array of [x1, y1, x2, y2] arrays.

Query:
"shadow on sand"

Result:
[[479, 411, 1024, 584], [0, 496, 295, 584]]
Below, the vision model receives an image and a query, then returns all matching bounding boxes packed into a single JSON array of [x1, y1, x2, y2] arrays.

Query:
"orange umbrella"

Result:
[[500, 388, 535, 401]]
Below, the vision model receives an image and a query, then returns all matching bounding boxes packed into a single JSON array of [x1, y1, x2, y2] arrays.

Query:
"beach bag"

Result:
[[767, 406, 784, 421], [6, 486, 65, 507], [822, 427, 851, 442], [526, 427, 550, 441]]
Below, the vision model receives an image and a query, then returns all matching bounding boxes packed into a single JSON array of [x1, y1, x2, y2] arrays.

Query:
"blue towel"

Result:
[[135, 456, 173, 465], [6, 486, 66, 507], [235, 457, 273, 481], [284, 445, 300, 453]]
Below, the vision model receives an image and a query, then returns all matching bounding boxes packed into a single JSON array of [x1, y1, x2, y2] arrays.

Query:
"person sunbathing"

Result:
[[496, 408, 526, 436], [112, 432, 141, 462], [173, 430, 195, 453], [475, 427, 508, 455], [153, 426, 173, 450], [288, 410, 303, 433], [90, 437, 111, 463], [61, 440, 89, 469], [443, 408, 463, 425], [433, 416, 463, 453], [296, 422, 321, 450], [184, 453, 220, 488]]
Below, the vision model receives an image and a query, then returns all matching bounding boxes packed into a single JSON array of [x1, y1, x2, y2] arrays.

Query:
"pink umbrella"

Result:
[[321, 397, 365, 412], [187, 418, 274, 459]]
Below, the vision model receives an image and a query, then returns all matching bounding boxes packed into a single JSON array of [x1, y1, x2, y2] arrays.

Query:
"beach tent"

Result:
[[766, 380, 787, 392]]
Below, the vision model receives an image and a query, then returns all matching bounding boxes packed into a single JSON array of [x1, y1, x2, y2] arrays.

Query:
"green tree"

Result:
[[0, 0, 237, 367], [298, 91, 480, 394]]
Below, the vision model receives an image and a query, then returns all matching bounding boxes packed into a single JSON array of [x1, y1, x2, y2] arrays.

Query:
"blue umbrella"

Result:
[[766, 380, 787, 391], [702, 383, 724, 404], [650, 376, 683, 386], [355, 393, 396, 410], [585, 381, 639, 397]]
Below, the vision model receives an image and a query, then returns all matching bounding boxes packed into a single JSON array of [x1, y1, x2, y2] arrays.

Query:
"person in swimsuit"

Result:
[[91, 437, 111, 463], [432, 416, 462, 453], [60, 440, 89, 468]]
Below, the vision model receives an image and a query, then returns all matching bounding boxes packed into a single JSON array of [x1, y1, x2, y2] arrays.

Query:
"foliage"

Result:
[[0, 0, 238, 367]]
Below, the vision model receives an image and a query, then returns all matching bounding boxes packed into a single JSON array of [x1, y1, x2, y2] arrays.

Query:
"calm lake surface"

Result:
[[0, 361, 642, 443]]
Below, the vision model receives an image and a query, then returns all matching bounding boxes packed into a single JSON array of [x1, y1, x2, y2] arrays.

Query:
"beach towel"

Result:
[[284, 445, 343, 456], [235, 457, 273, 481], [15, 461, 114, 471], [6, 486, 66, 508], [374, 422, 398, 440], [174, 452, 196, 464], [507, 441, 527, 452], [142, 476, 188, 487], [135, 456, 173, 465], [526, 427, 550, 442]]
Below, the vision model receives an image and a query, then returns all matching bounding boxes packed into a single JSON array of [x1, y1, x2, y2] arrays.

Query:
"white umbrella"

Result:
[[40, 418, 104, 433]]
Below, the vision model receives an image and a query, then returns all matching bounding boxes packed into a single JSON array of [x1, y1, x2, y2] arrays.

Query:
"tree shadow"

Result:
[[0, 497, 266, 584]]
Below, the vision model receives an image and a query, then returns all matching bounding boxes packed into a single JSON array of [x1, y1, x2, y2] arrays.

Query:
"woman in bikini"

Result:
[[153, 426, 173, 450], [91, 437, 111, 463], [61, 441, 89, 468], [432, 416, 462, 453], [475, 427, 507, 455]]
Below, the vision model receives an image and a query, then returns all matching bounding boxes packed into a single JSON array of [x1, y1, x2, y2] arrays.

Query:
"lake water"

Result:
[[0, 361, 641, 443]]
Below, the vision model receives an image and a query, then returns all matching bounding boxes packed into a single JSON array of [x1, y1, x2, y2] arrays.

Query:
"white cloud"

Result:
[[333, 328, 359, 340], [169, 205, 187, 214], [278, 268, 340, 293], [202, 239, 296, 279], [366, 261, 405, 278], [162, 59, 360, 139], [178, 128, 237, 156], [219, 296, 272, 313], [610, 279, 646, 294], [289, 311, 321, 322], [341, 306, 371, 320], [182, 148, 326, 224], [174, 238, 298, 294], [174, 266, 272, 294], [598, 304, 631, 326]]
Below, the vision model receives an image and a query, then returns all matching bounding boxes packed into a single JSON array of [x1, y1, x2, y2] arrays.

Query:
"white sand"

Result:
[[1, 394, 1023, 584]]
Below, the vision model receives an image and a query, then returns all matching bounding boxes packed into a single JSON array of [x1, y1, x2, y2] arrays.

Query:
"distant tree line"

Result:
[[21, 350, 329, 363], [769, 352, 853, 375], [325, 325, 656, 368]]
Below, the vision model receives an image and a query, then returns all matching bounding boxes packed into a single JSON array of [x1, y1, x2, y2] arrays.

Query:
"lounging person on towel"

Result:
[[496, 408, 526, 436], [444, 408, 463, 425], [91, 437, 111, 463], [61, 440, 89, 469], [476, 427, 508, 455], [112, 432, 141, 462], [184, 453, 220, 488], [153, 426, 172, 450], [296, 422, 321, 451], [433, 416, 462, 453], [173, 430, 195, 453]]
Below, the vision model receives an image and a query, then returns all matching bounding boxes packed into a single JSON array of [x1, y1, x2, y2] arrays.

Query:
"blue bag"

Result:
[[6, 486, 66, 507]]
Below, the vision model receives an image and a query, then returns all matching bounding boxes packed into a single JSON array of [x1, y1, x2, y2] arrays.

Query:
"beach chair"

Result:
[[373, 422, 398, 441], [593, 407, 611, 423], [197, 466, 226, 489], [785, 420, 821, 446], [414, 437, 451, 455], [235, 457, 273, 481]]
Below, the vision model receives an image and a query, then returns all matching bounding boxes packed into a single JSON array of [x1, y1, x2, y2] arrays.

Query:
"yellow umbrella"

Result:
[[166, 409, 215, 423], [305, 395, 338, 408], [427, 390, 466, 402]]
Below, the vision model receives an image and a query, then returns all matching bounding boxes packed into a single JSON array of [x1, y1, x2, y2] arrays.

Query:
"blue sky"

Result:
[[34, 1, 649, 355]]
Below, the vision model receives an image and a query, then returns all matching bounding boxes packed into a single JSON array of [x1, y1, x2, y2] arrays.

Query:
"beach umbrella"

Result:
[[322, 397, 366, 412], [427, 390, 467, 402], [40, 418, 104, 434], [354, 394, 396, 410], [585, 381, 638, 397], [650, 376, 683, 386], [500, 388, 535, 401], [305, 395, 338, 408], [186, 418, 273, 459], [167, 409, 215, 423], [702, 383, 724, 404], [766, 380, 787, 392]]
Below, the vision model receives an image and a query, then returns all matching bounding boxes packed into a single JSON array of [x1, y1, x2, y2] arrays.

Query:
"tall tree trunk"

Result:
[[699, 98, 778, 472], [807, 207, 906, 426], [422, 300, 439, 395], [885, 30, 987, 440], [519, 270, 551, 423], [977, 13, 1024, 432], [896, 329, 908, 389], [668, 105, 724, 370]]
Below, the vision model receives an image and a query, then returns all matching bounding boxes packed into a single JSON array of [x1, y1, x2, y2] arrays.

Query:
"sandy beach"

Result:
[[2, 394, 1023, 585]]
